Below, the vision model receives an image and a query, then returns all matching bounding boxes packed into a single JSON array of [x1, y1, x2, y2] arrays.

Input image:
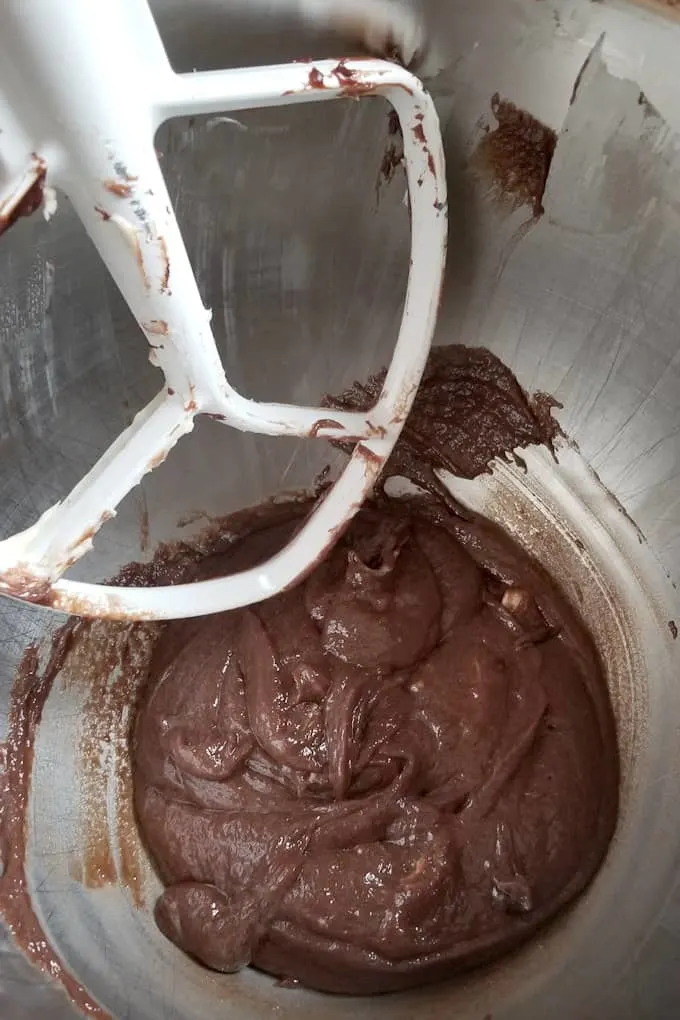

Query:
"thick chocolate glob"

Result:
[[133, 497, 618, 994]]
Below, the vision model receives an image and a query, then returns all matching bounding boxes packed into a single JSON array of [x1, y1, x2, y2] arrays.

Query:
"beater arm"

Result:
[[0, 0, 447, 620]]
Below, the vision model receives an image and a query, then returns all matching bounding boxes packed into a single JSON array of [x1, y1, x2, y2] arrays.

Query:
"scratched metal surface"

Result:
[[0, 0, 679, 1017]]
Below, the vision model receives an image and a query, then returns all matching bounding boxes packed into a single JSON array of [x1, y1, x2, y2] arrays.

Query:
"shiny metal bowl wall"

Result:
[[1, 0, 679, 1017]]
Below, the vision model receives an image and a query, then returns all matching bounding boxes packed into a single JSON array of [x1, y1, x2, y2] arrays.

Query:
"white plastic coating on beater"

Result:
[[0, 0, 447, 620]]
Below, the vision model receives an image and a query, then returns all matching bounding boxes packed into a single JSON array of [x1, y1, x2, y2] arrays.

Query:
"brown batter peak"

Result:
[[326, 344, 562, 495]]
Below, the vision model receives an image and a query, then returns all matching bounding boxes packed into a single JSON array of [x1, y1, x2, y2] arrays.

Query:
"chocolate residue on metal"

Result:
[[324, 345, 562, 514], [0, 635, 110, 1019], [474, 93, 557, 217], [669, 620, 678, 640], [378, 110, 405, 196], [529, 392, 564, 449], [2, 537, 201, 1000], [67, 510, 115, 559], [637, 89, 661, 119], [176, 509, 211, 529], [59, 620, 158, 909], [103, 179, 132, 198], [140, 506, 150, 553], [570, 43, 597, 108], [69, 522, 99, 554], [378, 141, 404, 189], [0, 158, 47, 239]]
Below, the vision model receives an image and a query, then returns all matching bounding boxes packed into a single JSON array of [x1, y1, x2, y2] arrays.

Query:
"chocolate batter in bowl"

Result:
[[5, 340, 678, 1019], [132, 490, 618, 994], [3, 2, 680, 1014], [126, 345, 618, 996]]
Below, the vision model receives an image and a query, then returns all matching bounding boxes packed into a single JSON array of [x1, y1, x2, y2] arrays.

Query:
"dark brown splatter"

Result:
[[669, 620, 678, 640], [570, 48, 593, 108], [308, 67, 324, 89], [413, 123, 426, 144], [333, 60, 358, 85], [377, 110, 405, 197], [379, 142, 403, 186], [637, 89, 660, 119], [332, 59, 379, 97], [140, 507, 150, 553], [308, 418, 343, 438], [474, 93, 557, 217]]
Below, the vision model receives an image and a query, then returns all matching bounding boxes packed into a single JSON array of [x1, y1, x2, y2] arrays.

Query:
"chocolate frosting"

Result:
[[132, 346, 618, 995]]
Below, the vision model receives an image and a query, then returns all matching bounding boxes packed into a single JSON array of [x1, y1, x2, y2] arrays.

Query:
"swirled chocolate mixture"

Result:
[[132, 346, 618, 995]]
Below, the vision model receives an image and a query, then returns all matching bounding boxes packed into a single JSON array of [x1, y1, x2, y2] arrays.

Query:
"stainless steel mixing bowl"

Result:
[[1, 1, 679, 1017]]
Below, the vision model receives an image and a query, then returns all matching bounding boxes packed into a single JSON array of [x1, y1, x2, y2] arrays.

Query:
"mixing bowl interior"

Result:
[[1, 1, 680, 1018]]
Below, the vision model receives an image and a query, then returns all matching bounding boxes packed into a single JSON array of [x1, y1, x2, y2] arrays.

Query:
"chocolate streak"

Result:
[[473, 95, 557, 218], [0, 629, 110, 1018], [133, 346, 618, 995]]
